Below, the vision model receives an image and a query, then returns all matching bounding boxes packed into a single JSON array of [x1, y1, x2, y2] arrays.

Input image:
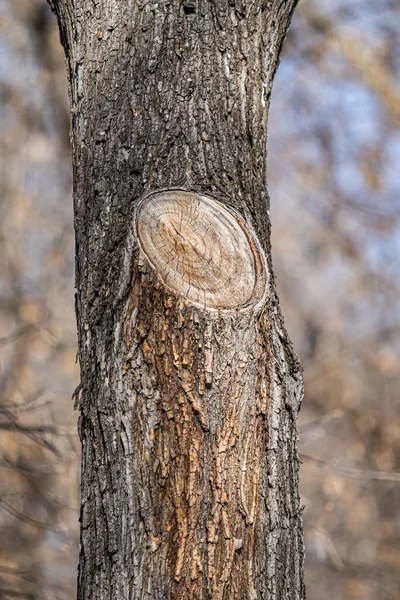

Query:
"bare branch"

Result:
[[301, 453, 400, 483]]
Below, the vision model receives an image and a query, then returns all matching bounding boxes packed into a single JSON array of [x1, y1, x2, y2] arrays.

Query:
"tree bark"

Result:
[[49, 1, 305, 598]]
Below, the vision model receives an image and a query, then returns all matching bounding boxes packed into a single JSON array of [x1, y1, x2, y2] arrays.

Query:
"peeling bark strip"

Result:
[[48, 0, 305, 598]]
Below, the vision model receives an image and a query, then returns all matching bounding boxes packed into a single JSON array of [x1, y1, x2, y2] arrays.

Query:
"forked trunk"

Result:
[[49, 1, 305, 598]]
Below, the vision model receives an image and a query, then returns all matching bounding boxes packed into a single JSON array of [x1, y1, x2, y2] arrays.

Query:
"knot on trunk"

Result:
[[136, 190, 266, 310]]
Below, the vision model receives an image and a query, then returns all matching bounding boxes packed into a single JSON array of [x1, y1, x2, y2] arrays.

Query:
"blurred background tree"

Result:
[[0, 0, 399, 598]]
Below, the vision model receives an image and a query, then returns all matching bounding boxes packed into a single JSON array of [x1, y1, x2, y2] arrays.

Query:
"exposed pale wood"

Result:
[[136, 190, 265, 309]]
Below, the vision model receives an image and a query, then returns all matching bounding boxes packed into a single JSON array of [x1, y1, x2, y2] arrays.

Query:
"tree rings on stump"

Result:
[[136, 190, 266, 310]]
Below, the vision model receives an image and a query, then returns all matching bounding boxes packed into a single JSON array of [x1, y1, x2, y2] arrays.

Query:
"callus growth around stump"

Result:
[[136, 190, 267, 310]]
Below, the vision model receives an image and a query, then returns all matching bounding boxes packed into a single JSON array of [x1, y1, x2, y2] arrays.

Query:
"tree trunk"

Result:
[[49, 1, 305, 598]]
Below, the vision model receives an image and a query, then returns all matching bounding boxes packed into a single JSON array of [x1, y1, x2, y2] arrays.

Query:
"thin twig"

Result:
[[300, 453, 400, 483]]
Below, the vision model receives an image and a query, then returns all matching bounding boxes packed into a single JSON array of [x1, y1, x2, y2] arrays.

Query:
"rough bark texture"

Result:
[[49, 1, 305, 598]]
